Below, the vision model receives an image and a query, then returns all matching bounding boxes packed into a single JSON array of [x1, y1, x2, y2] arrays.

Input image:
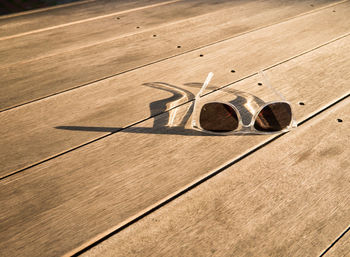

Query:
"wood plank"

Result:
[[0, 0, 339, 67], [1, 35, 349, 257], [1, 0, 347, 110], [0, 0, 240, 65], [324, 228, 350, 256], [81, 97, 350, 257], [0, 0, 174, 38], [0, 0, 95, 19], [1, 3, 350, 177]]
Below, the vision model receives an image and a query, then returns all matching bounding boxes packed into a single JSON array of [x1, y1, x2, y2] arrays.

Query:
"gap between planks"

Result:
[[320, 226, 350, 256]]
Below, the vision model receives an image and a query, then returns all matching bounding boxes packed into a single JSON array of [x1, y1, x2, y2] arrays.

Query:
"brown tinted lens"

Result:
[[254, 102, 292, 132], [200, 103, 239, 132]]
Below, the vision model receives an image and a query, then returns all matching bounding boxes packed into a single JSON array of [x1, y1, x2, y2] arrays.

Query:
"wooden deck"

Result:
[[0, 1, 349, 256]]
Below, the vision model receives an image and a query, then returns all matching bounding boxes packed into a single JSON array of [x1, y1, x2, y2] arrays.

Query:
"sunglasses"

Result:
[[191, 71, 297, 134]]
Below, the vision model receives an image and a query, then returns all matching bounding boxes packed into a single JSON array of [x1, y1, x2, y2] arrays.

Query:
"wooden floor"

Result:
[[0, 0, 349, 256]]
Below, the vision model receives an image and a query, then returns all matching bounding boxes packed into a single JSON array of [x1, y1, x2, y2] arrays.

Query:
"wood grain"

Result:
[[1, 0, 339, 67], [0, 0, 173, 38], [0, 0, 238, 65], [82, 97, 350, 257], [1, 3, 350, 177], [1, 35, 349, 256], [1, 0, 348, 110]]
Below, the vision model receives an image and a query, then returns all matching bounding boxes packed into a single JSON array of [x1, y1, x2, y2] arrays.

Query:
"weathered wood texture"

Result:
[[324, 228, 350, 256], [0, 34, 349, 256], [0, 0, 345, 110], [0, 0, 173, 38], [82, 97, 350, 257], [1, 2, 349, 177], [1, 0, 339, 67], [0, 0, 237, 65]]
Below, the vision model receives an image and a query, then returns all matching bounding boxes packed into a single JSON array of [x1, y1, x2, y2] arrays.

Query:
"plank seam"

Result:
[[319, 225, 350, 256], [0, 0, 182, 41], [69, 94, 350, 257], [1, 34, 349, 180]]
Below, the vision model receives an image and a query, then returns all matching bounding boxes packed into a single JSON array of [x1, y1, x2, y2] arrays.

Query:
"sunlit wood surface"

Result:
[[0, 1, 349, 256]]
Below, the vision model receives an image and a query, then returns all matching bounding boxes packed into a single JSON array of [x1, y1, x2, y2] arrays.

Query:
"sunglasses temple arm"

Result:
[[258, 70, 286, 101], [196, 72, 214, 100], [192, 72, 213, 128], [259, 70, 298, 128]]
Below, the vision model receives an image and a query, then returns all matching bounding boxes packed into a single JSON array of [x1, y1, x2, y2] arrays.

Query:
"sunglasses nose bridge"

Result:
[[234, 102, 261, 126]]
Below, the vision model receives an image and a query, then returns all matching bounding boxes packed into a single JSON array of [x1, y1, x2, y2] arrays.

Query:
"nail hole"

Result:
[[231, 70, 236, 73], [153, 34, 157, 37], [177, 45, 181, 48], [310, 4, 314, 7], [199, 54, 204, 57], [299, 102, 305, 106], [333, 10, 336, 12], [115, 17, 120, 20], [257, 82, 263, 86], [337, 118, 343, 123], [136, 26, 140, 29]]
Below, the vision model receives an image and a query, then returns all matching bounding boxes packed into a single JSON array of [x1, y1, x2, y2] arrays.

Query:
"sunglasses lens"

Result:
[[200, 103, 239, 132], [254, 102, 292, 132]]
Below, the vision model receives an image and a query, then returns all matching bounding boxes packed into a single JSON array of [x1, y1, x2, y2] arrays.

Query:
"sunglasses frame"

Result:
[[191, 72, 297, 135]]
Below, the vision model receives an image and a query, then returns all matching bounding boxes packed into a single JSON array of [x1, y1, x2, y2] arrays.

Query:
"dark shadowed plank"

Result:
[[0, 0, 95, 18], [0, 0, 176, 38]]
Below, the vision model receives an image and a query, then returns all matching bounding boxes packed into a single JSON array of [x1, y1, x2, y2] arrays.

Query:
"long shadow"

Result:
[[55, 125, 216, 136], [56, 81, 267, 136], [142, 82, 195, 127]]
